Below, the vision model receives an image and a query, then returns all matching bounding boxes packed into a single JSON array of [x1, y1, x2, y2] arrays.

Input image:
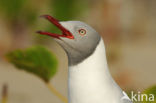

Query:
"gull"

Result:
[[37, 15, 132, 103]]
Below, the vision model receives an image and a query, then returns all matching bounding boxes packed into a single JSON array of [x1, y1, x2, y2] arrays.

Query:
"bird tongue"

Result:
[[37, 15, 74, 39]]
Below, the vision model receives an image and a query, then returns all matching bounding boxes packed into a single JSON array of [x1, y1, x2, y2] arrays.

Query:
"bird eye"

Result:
[[78, 29, 86, 36]]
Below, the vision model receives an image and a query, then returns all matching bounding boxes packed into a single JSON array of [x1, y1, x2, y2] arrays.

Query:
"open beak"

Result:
[[37, 15, 74, 39]]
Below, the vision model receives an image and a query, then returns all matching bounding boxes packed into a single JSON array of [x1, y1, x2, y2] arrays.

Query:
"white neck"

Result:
[[68, 38, 124, 103]]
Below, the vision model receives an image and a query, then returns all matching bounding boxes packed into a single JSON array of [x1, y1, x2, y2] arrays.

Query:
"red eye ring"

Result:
[[78, 29, 86, 36]]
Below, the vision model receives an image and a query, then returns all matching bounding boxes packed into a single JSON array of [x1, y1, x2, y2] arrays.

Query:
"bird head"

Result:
[[37, 15, 101, 66]]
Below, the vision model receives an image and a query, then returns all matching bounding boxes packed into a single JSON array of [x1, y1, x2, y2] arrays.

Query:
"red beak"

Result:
[[37, 15, 74, 39]]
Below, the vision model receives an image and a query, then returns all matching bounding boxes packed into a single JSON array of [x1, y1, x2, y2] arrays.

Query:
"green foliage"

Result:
[[0, 0, 38, 26], [0, 0, 26, 19], [50, 0, 88, 20], [45, 0, 89, 33], [6, 46, 58, 82], [142, 85, 156, 103], [51, 0, 75, 20]]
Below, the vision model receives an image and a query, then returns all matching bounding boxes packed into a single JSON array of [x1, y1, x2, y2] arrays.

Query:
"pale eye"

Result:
[[78, 29, 86, 36]]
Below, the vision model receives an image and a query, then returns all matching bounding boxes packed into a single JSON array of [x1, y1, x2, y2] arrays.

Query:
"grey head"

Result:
[[37, 15, 101, 66], [57, 21, 101, 66]]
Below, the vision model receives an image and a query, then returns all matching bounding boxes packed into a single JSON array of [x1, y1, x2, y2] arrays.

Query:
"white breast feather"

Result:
[[68, 39, 132, 103]]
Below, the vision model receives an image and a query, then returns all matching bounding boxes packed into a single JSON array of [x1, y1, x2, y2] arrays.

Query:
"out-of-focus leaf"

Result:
[[142, 85, 156, 103], [6, 46, 58, 82]]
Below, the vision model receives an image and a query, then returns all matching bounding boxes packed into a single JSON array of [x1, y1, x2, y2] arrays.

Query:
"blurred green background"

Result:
[[0, 0, 156, 103]]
